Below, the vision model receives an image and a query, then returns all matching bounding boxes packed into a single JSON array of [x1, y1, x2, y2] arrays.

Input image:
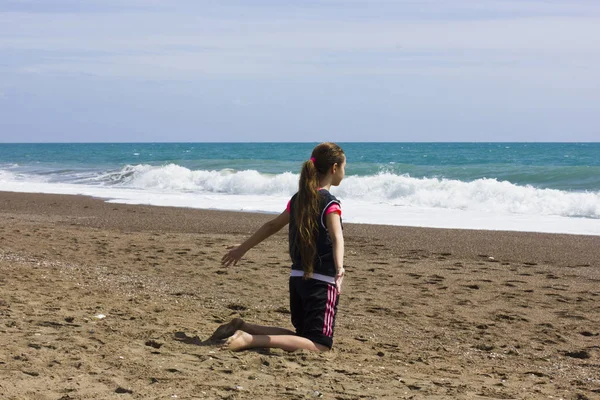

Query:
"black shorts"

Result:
[[289, 277, 340, 349]]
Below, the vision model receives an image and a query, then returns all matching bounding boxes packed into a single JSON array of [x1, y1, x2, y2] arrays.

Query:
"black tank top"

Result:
[[288, 189, 342, 277]]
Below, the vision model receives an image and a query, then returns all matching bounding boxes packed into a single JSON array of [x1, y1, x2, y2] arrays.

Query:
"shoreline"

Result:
[[1, 178, 598, 237], [1, 190, 598, 399], [1, 190, 598, 267]]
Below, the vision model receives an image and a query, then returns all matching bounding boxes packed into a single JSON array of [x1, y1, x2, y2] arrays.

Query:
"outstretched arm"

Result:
[[326, 212, 344, 293], [221, 210, 290, 267]]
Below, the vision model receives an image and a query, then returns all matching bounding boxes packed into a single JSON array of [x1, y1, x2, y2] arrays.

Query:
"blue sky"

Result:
[[1, 0, 599, 142]]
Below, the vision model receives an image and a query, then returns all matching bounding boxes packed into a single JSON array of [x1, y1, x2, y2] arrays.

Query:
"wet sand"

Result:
[[0, 191, 598, 399]]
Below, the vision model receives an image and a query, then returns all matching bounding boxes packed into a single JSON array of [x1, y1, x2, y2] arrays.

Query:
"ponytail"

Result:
[[295, 160, 321, 278], [293, 142, 345, 278]]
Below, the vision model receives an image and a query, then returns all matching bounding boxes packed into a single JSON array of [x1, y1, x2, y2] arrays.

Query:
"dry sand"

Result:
[[0, 191, 598, 400]]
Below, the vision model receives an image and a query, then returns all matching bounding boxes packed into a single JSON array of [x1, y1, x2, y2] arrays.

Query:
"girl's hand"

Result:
[[335, 267, 345, 294], [221, 245, 246, 267]]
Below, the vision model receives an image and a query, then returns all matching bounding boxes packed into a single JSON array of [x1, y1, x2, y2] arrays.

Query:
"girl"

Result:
[[213, 142, 346, 352]]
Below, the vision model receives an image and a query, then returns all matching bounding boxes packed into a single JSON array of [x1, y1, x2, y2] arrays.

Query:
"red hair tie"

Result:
[[310, 157, 316, 163]]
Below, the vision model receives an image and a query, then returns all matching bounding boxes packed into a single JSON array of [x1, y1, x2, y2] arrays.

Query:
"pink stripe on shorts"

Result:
[[323, 284, 337, 337]]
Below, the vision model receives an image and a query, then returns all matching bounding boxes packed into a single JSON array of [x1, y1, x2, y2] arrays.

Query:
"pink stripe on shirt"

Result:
[[286, 200, 341, 217]]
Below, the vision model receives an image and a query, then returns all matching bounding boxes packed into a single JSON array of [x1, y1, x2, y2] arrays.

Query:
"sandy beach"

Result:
[[0, 191, 598, 400]]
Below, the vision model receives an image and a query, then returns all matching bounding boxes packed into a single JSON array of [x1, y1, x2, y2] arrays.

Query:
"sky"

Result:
[[0, 0, 599, 143]]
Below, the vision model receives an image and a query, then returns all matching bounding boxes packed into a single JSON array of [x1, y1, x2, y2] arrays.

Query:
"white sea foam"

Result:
[[0, 170, 15, 180], [105, 165, 600, 219], [337, 173, 600, 218], [111, 164, 298, 195], [1, 165, 599, 236]]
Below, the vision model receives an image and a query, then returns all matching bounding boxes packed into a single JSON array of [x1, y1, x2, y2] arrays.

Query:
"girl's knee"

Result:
[[314, 343, 331, 352]]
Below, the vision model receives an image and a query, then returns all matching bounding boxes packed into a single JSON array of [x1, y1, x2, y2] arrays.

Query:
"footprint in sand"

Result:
[[554, 311, 587, 320], [173, 331, 205, 345], [226, 303, 248, 311], [145, 340, 163, 349], [425, 274, 445, 284], [580, 331, 599, 337], [563, 350, 590, 359]]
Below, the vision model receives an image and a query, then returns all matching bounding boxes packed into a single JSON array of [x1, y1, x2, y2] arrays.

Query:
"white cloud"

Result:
[[2, 11, 600, 53], [1, 1, 599, 143], [1, 9, 599, 86]]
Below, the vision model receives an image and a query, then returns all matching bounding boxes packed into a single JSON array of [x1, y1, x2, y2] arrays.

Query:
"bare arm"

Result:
[[221, 210, 290, 267], [326, 212, 344, 293]]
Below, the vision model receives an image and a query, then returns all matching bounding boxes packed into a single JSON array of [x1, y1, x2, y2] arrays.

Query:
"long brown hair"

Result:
[[294, 142, 345, 278]]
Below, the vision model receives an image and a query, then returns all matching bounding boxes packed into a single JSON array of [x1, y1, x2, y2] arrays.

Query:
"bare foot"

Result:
[[222, 330, 253, 351], [208, 317, 245, 341]]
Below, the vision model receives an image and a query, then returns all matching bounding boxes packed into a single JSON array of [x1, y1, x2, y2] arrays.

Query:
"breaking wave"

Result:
[[77, 164, 600, 219]]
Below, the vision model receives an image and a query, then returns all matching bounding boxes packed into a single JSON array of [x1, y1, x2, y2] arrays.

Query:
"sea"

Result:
[[0, 143, 598, 236]]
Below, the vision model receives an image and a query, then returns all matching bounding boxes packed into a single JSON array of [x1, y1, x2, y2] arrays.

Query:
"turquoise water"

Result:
[[1, 142, 599, 235], [1, 142, 598, 191]]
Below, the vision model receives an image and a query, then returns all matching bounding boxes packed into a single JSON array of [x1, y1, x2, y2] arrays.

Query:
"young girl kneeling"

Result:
[[213, 142, 346, 352]]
